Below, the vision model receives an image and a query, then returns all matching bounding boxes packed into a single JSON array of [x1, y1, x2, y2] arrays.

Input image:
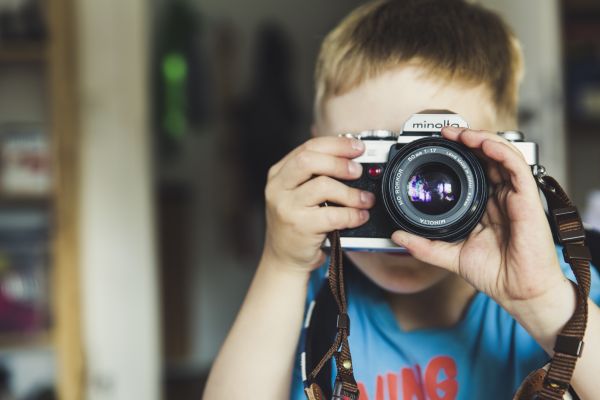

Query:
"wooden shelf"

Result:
[[0, 42, 46, 63], [0, 0, 82, 398], [563, 0, 600, 20], [563, 0, 600, 9], [0, 194, 52, 208], [567, 121, 600, 135], [0, 331, 52, 351]]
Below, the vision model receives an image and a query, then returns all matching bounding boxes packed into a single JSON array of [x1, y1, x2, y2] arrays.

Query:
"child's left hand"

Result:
[[391, 126, 600, 399], [391, 126, 569, 312]]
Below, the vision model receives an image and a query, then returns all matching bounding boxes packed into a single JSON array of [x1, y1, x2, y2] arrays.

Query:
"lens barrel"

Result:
[[381, 137, 487, 241]]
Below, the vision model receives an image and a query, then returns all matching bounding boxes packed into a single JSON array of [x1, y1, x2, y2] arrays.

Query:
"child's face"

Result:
[[317, 65, 499, 294]]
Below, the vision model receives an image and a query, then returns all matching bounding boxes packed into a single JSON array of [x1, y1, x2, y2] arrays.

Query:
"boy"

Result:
[[204, 1, 600, 399]]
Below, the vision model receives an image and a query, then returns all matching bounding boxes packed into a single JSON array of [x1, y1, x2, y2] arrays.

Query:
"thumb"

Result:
[[391, 230, 460, 273]]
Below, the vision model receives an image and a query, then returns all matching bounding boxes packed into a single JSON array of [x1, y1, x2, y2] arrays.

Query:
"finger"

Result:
[[391, 230, 460, 273], [311, 206, 370, 233], [486, 161, 504, 185], [480, 140, 538, 197], [276, 150, 363, 190], [269, 136, 365, 178], [441, 127, 523, 159], [486, 158, 512, 187], [484, 193, 505, 226], [295, 176, 375, 208], [442, 127, 516, 183]]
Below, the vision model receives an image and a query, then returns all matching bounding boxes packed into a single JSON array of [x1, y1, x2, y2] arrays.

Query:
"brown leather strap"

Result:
[[306, 230, 359, 399], [305, 383, 326, 400], [514, 174, 591, 399]]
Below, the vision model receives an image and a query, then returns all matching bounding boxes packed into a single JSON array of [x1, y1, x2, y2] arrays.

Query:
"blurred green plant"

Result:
[[162, 52, 188, 140]]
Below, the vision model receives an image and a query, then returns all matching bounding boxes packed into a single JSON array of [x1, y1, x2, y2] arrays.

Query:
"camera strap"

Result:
[[304, 229, 359, 400], [304, 171, 592, 400], [514, 172, 591, 400]]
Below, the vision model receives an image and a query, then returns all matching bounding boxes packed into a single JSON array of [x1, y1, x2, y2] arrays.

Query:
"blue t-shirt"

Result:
[[291, 246, 600, 400]]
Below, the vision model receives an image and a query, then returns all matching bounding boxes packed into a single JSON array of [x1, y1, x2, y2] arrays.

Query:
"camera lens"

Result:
[[406, 163, 461, 215], [381, 137, 487, 241]]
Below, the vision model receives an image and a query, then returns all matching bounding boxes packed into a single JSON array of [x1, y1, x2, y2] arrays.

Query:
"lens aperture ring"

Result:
[[381, 138, 488, 241]]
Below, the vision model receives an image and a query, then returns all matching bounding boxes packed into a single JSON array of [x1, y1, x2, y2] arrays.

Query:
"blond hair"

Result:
[[315, 0, 524, 125]]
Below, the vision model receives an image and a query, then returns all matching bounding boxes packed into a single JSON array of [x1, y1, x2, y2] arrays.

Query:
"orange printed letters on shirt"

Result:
[[357, 356, 457, 400]]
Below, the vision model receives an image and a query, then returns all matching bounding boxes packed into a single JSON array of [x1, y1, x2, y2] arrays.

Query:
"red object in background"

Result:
[[0, 248, 50, 334], [0, 280, 40, 332], [0, 209, 50, 335]]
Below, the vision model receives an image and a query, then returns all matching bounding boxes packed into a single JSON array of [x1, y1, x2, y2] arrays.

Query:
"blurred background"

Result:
[[0, 0, 597, 399]]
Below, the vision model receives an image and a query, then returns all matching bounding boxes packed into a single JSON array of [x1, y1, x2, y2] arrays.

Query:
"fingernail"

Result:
[[351, 139, 365, 151], [360, 210, 369, 220], [443, 126, 462, 134], [348, 161, 362, 175], [360, 191, 375, 204]]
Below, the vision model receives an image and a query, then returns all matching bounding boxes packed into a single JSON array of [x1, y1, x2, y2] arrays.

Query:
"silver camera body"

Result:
[[329, 110, 538, 252]]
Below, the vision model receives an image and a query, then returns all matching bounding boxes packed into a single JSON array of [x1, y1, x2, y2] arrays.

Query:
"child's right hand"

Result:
[[262, 136, 376, 274]]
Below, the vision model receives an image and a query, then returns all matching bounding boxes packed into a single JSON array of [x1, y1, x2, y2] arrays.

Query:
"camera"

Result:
[[328, 110, 538, 252]]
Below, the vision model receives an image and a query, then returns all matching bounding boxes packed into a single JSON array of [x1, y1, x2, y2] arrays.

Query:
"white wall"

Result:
[[77, 0, 161, 399]]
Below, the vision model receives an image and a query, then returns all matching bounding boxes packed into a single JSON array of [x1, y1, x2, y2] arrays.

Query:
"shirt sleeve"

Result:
[[290, 262, 328, 400]]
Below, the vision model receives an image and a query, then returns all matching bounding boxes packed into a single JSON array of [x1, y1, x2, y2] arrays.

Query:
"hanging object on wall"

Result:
[[162, 52, 188, 141], [154, 0, 211, 158]]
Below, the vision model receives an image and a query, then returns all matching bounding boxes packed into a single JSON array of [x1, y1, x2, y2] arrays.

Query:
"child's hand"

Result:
[[263, 136, 376, 274], [391, 127, 569, 311]]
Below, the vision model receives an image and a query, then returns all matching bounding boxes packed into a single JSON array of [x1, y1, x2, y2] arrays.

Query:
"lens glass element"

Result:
[[406, 162, 461, 215]]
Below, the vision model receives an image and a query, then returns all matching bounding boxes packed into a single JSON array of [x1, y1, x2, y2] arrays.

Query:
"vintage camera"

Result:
[[331, 110, 538, 252]]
